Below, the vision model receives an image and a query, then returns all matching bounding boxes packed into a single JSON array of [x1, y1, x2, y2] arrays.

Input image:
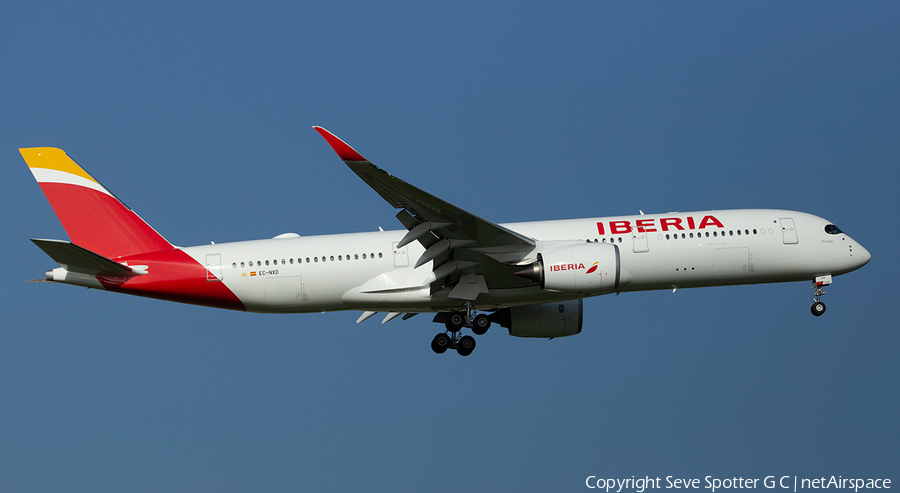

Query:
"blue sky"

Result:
[[1, 2, 897, 491]]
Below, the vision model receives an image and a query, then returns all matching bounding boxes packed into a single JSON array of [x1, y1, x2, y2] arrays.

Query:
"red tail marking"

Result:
[[38, 183, 172, 258]]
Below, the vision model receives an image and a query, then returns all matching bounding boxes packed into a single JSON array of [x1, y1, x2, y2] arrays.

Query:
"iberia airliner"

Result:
[[22, 128, 871, 356]]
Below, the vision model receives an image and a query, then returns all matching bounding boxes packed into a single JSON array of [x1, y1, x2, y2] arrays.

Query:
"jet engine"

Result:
[[515, 242, 620, 295], [491, 299, 583, 338]]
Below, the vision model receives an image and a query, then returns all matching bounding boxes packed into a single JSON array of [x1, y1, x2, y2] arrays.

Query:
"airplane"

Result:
[[22, 127, 871, 356]]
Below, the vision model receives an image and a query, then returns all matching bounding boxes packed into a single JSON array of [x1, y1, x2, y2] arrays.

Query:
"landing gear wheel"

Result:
[[431, 333, 451, 354], [445, 312, 466, 331], [810, 279, 830, 317], [811, 301, 826, 317], [457, 335, 476, 356], [472, 314, 491, 335]]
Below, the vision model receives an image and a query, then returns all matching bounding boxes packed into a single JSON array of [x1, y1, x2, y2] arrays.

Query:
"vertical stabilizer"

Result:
[[21, 147, 173, 258]]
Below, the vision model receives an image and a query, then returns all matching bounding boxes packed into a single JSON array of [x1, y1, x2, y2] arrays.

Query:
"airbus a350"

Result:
[[22, 127, 871, 356]]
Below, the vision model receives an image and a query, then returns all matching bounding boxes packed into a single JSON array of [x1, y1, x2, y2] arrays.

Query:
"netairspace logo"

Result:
[[585, 476, 892, 493]]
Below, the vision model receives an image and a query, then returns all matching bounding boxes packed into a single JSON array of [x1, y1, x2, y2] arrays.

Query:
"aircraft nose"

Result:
[[856, 243, 871, 267]]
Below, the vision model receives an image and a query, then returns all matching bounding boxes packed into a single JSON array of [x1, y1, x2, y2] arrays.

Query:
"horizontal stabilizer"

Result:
[[31, 239, 140, 277]]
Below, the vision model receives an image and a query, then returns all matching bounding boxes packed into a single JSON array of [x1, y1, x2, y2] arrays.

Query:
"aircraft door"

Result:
[[713, 247, 750, 278], [632, 230, 649, 253], [265, 276, 303, 306], [205, 253, 223, 281], [779, 218, 799, 244], [392, 242, 409, 268]]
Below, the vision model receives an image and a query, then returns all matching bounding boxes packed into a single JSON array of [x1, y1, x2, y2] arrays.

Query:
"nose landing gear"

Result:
[[430, 302, 491, 356], [810, 275, 831, 317]]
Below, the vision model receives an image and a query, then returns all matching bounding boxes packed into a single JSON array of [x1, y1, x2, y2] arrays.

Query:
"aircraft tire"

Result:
[[457, 335, 476, 356], [445, 312, 466, 331], [811, 301, 826, 317], [472, 314, 491, 335], [431, 333, 451, 354]]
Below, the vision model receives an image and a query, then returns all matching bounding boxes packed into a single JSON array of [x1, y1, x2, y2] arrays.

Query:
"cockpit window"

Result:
[[824, 224, 843, 235]]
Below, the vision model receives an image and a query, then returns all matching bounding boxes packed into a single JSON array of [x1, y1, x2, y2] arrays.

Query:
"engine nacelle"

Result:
[[492, 299, 583, 338], [516, 242, 620, 295]]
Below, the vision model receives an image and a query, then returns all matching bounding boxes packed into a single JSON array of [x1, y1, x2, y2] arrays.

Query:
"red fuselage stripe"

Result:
[[101, 248, 246, 311]]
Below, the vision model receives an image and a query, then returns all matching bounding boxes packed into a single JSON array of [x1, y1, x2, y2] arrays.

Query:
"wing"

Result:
[[314, 127, 537, 300]]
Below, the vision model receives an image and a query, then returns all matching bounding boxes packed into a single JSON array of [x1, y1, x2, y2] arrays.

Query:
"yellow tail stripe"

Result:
[[19, 147, 100, 185]]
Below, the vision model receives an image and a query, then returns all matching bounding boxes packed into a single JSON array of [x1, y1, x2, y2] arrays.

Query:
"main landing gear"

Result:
[[431, 302, 491, 356], [431, 332, 476, 356], [810, 275, 832, 317]]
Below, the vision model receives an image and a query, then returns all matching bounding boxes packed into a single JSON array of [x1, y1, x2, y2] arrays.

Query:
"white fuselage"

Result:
[[179, 209, 871, 314]]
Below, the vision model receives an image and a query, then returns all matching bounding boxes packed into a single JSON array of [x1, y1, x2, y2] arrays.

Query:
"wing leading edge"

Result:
[[313, 127, 536, 300]]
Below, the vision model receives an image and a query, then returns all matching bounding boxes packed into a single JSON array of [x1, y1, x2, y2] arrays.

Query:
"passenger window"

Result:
[[745, 229, 749, 235], [666, 234, 670, 240], [290, 258, 294, 264], [690, 233, 694, 238], [232, 263, 236, 268], [378, 253, 383, 258], [737, 230, 741, 235], [681, 233, 685, 239], [362, 253, 367, 259], [281, 259, 285, 265], [339, 255, 342, 261], [330, 256, 335, 261], [729, 231, 734, 236], [753, 229, 757, 234], [240, 262, 245, 268], [257, 261, 261, 267], [370, 252, 375, 258], [314, 257, 318, 262], [705, 232, 709, 237], [355, 254, 359, 260], [265, 260, 270, 266], [305, 257, 310, 263]]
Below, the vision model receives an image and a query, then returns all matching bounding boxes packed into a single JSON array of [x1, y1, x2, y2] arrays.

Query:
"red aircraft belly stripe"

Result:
[[39, 182, 173, 258], [100, 249, 246, 311]]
